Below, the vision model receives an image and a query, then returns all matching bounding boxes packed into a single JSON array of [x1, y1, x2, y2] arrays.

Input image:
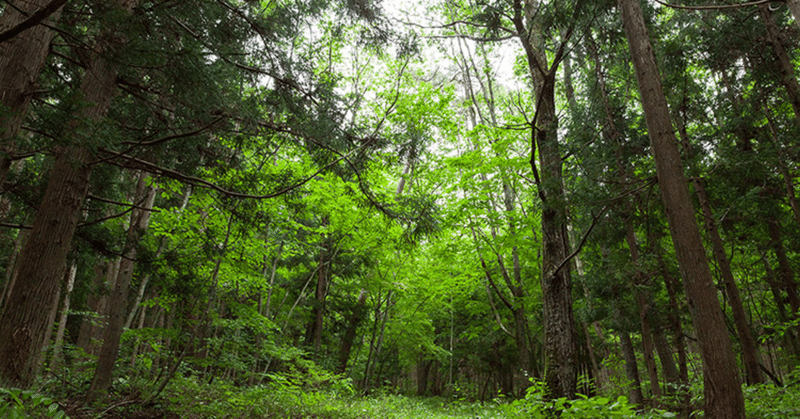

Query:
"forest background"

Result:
[[0, 0, 799, 418]]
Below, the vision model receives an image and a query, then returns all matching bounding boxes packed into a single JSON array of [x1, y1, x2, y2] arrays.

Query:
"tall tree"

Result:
[[0, 0, 139, 387], [0, 0, 63, 192], [617, 0, 745, 417], [511, 0, 579, 400]]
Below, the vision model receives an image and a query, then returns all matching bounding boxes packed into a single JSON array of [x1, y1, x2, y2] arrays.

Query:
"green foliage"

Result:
[[743, 381, 800, 419], [500, 380, 675, 419], [0, 387, 68, 419]]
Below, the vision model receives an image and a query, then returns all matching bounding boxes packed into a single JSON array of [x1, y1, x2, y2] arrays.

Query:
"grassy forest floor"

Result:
[[3, 374, 799, 419]]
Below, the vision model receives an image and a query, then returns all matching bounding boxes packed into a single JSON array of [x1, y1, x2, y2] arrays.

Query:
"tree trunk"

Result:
[[692, 177, 763, 385], [618, 330, 644, 405], [652, 327, 680, 387], [0, 0, 63, 190], [618, 1, 745, 417], [512, 0, 576, 399], [0, 145, 92, 388], [87, 172, 156, 402], [0, 0, 137, 388], [337, 289, 368, 374], [77, 259, 119, 356], [759, 5, 800, 119], [49, 261, 77, 373]]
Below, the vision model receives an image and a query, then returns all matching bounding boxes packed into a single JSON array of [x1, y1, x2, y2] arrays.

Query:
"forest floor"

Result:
[[7, 375, 799, 418]]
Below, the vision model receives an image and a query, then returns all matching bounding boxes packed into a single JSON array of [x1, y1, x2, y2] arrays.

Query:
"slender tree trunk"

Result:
[[618, 330, 644, 405], [768, 220, 800, 315], [87, 172, 156, 402], [77, 259, 119, 356], [49, 261, 77, 373], [653, 328, 680, 387], [618, 1, 745, 417], [337, 289, 368, 374], [759, 5, 800, 119], [693, 177, 763, 385], [0, 0, 63, 190]]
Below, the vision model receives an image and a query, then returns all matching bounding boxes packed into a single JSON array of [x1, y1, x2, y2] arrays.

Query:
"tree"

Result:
[[617, 0, 745, 417], [0, 0, 63, 193]]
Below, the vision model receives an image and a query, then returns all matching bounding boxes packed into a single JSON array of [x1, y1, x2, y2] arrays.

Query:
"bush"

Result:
[[0, 387, 68, 419]]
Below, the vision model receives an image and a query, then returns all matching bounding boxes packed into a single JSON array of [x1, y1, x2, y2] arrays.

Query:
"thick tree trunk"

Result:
[[511, 0, 576, 399], [0, 0, 138, 388], [87, 172, 156, 402], [0, 0, 62, 189], [618, 1, 745, 417], [0, 145, 92, 388]]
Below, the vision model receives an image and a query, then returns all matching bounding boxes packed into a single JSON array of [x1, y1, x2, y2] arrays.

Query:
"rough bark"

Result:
[[618, 1, 745, 417], [87, 172, 156, 402], [0, 0, 63, 190], [512, 0, 576, 400], [0, 144, 93, 387], [0, 0, 138, 388]]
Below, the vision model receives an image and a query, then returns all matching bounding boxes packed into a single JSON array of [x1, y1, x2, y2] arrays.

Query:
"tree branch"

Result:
[[552, 205, 609, 275], [0, 0, 68, 44], [652, 0, 779, 10]]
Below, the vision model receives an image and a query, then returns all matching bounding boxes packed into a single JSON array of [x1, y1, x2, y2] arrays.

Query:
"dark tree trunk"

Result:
[[618, 1, 745, 417], [87, 172, 156, 402], [0, 0, 138, 388], [0, 145, 92, 388], [0, 0, 63, 189], [693, 177, 763, 385], [653, 327, 680, 387], [337, 289, 368, 374], [511, 0, 576, 400], [618, 330, 644, 405], [759, 5, 800, 119]]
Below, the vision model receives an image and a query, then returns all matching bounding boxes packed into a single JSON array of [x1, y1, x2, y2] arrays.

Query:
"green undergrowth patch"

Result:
[[743, 382, 800, 419], [161, 375, 676, 419]]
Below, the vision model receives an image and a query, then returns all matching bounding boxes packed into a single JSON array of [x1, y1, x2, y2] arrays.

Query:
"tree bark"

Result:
[[0, 0, 63, 190], [692, 177, 763, 385], [87, 172, 156, 402], [0, 0, 138, 388], [512, 0, 576, 400], [618, 1, 745, 417]]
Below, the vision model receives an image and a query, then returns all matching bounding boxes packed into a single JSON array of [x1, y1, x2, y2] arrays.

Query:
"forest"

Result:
[[0, 0, 799, 418]]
